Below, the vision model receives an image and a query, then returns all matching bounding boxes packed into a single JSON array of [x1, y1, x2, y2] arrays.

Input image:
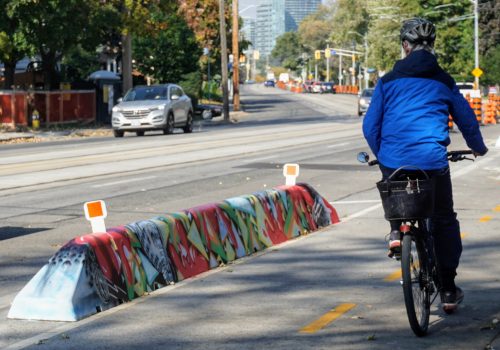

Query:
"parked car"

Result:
[[358, 88, 375, 116], [197, 103, 222, 120], [311, 81, 323, 93], [456, 82, 480, 98], [321, 82, 336, 94], [112, 84, 193, 137], [264, 80, 275, 87], [302, 81, 314, 93]]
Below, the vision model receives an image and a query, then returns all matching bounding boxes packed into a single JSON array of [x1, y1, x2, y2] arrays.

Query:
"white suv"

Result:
[[112, 84, 193, 137]]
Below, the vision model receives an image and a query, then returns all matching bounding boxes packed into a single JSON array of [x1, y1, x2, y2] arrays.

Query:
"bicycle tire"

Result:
[[401, 233, 430, 336]]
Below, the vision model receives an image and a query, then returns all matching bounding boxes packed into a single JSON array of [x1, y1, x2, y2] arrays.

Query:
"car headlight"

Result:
[[150, 105, 165, 111], [360, 98, 368, 105], [112, 106, 121, 112]]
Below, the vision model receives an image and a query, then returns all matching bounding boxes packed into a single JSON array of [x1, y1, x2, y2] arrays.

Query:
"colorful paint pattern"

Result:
[[8, 184, 339, 321]]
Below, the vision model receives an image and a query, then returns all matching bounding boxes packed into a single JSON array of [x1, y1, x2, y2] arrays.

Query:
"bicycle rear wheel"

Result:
[[401, 233, 431, 336]]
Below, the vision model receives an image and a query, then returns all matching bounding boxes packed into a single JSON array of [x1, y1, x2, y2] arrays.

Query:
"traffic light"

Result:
[[315, 50, 321, 60], [325, 49, 331, 58]]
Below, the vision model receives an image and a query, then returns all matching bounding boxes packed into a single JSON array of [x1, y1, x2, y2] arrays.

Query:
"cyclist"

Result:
[[362, 18, 488, 312]]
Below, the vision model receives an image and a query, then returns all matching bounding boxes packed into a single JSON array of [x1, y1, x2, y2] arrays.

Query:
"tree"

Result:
[[298, 7, 334, 54], [0, 0, 31, 89], [133, 6, 201, 84], [7, 0, 107, 90], [271, 32, 304, 72]]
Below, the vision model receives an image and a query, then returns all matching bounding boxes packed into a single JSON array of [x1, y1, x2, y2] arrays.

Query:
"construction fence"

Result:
[[0, 90, 96, 127]]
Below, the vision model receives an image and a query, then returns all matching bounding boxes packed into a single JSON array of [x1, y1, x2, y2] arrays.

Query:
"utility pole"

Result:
[[473, 0, 479, 89], [219, 0, 230, 121], [232, 0, 240, 111]]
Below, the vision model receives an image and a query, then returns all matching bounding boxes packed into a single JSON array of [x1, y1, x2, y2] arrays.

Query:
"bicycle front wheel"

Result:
[[401, 233, 430, 336]]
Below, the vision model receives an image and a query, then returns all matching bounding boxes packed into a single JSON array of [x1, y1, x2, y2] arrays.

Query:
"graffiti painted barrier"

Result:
[[8, 184, 339, 321]]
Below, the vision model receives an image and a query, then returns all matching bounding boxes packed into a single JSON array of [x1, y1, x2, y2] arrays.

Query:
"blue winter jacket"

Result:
[[362, 49, 487, 170]]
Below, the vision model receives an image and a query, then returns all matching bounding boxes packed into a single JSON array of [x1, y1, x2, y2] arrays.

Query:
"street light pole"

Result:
[[473, 0, 479, 89], [326, 41, 330, 82]]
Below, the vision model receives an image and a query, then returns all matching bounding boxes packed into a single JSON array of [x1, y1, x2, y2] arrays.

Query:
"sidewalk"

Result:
[[0, 128, 113, 144]]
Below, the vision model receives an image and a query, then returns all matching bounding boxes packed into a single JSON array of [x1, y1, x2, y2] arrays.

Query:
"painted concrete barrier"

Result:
[[8, 184, 339, 321]]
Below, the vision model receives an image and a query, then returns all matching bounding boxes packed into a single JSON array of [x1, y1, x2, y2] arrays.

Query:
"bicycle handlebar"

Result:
[[362, 150, 474, 167]]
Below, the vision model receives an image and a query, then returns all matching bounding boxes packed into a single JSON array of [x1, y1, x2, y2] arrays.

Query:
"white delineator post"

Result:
[[283, 164, 300, 186], [84, 200, 107, 233]]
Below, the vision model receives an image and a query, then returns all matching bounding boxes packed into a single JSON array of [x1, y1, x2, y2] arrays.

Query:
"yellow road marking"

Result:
[[493, 205, 500, 212], [299, 303, 356, 334], [479, 216, 492, 223], [384, 269, 402, 282]]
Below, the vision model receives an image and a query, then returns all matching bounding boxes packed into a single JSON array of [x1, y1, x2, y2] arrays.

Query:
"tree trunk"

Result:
[[3, 61, 16, 90], [122, 33, 133, 93], [41, 52, 60, 90]]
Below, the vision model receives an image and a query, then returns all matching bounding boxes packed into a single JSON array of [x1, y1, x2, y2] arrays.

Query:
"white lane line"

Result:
[[451, 155, 498, 179], [341, 203, 382, 223], [245, 155, 277, 163], [91, 176, 157, 188], [331, 200, 380, 204], [327, 142, 351, 149]]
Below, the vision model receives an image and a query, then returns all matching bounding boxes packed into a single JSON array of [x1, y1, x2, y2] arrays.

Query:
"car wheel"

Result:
[[202, 109, 213, 120], [113, 130, 124, 138], [183, 112, 193, 133], [164, 113, 174, 134], [136, 131, 145, 136]]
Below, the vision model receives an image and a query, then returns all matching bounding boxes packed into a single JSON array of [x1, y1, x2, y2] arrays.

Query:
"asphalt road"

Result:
[[1, 84, 499, 349]]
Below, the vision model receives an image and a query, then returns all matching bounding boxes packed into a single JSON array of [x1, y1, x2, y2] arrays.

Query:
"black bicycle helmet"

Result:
[[400, 18, 436, 46]]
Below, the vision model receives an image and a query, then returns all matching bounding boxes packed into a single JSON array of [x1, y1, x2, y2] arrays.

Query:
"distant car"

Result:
[[264, 80, 275, 87], [112, 84, 193, 137], [456, 82, 480, 98], [321, 82, 336, 94], [311, 82, 322, 93], [358, 88, 375, 117], [302, 81, 314, 93]]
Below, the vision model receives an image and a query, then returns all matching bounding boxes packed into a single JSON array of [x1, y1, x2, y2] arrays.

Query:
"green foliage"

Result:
[[133, 8, 201, 84], [271, 32, 304, 72], [179, 70, 203, 107], [482, 46, 500, 85]]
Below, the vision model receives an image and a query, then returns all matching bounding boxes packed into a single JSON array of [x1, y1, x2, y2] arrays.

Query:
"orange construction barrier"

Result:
[[469, 97, 482, 124]]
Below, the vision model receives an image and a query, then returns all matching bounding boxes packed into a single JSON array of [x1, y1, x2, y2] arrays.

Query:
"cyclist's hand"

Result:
[[473, 147, 488, 157]]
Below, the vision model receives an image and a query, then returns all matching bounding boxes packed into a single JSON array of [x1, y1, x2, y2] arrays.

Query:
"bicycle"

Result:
[[357, 150, 473, 337]]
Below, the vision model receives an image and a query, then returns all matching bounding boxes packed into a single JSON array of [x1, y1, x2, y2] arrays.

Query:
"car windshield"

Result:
[[362, 89, 374, 97], [456, 83, 474, 90], [123, 86, 168, 101]]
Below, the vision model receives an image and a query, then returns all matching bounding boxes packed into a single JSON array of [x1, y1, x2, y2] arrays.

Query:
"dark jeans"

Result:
[[379, 164, 462, 289]]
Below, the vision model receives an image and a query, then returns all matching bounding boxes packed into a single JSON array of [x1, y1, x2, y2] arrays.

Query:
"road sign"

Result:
[[283, 164, 300, 186], [84, 200, 107, 233], [253, 50, 260, 60], [472, 67, 483, 78]]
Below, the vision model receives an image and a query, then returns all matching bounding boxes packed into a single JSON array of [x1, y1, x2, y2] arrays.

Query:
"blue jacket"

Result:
[[362, 50, 487, 170]]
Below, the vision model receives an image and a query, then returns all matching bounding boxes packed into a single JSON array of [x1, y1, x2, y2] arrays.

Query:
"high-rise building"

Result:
[[253, 0, 321, 57], [241, 18, 256, 48], [285, 0, 322, 32]]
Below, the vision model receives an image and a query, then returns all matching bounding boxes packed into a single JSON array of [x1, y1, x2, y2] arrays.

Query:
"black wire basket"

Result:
[[377, 172, 436, 221]]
